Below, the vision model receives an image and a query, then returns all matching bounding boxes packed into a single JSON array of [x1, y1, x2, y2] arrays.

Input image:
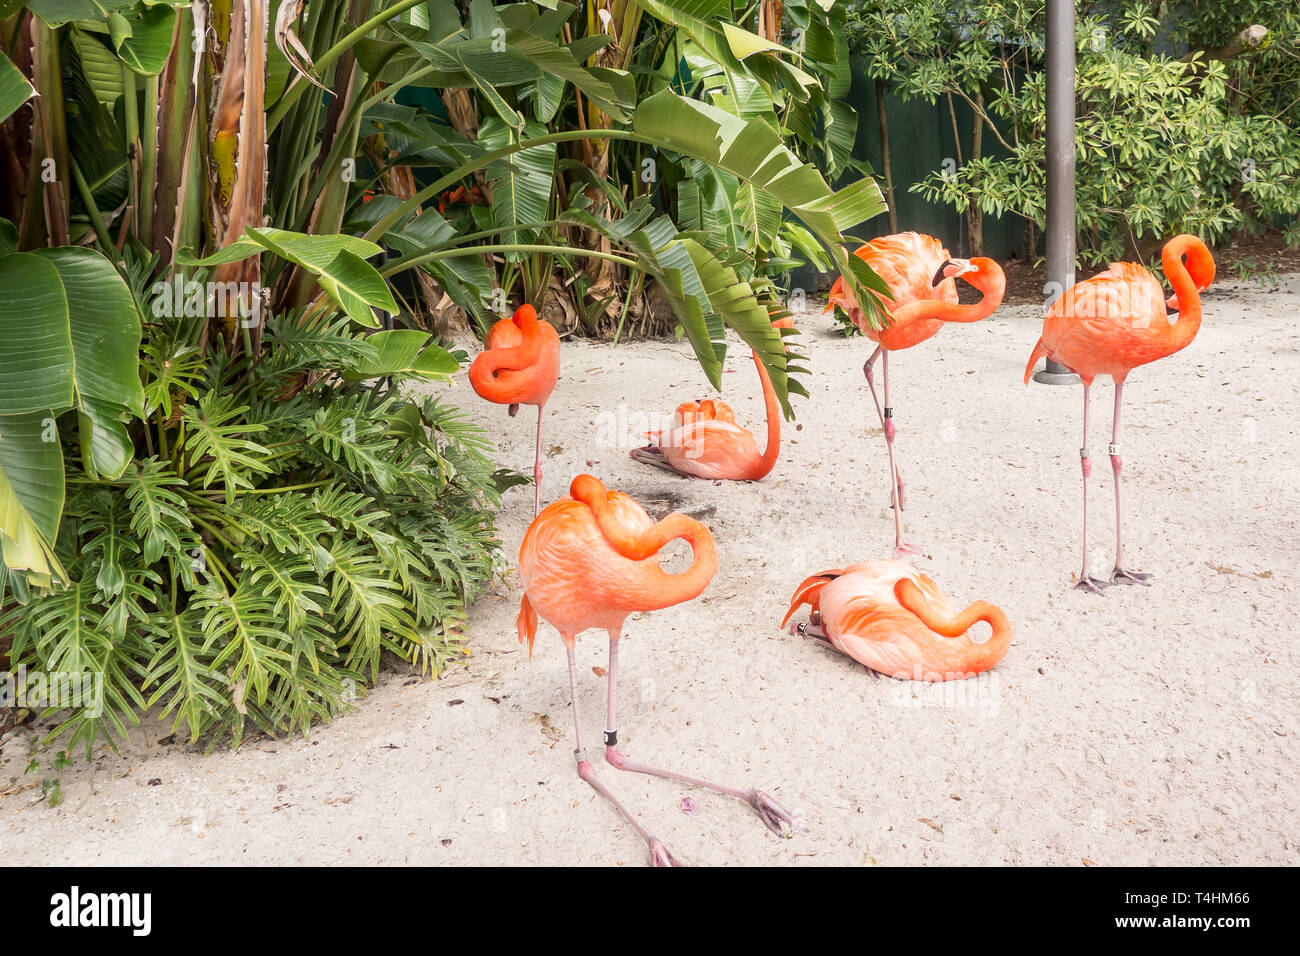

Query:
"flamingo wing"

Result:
[[654, 421, 762, 480], [1043, 264, 1173, 380]]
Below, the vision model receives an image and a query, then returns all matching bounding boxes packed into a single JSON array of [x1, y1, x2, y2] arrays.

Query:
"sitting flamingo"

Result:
[[827, 233, 1006, 556], [518, 474, 796, 866], [630, 318, 791, 480], [1024, 234, 1215, 591], [468, 304, 560, 515], [782, 561, 1011, 680]]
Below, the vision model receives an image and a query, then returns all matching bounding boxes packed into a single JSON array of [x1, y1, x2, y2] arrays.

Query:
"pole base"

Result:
[[1032, 367, 1080, 385]]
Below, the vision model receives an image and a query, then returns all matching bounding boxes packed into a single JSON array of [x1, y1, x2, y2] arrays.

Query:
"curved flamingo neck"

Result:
[[890, 263, 1006, 326], [570, 476, 718, 611], [469, 306, 548, 405], [746, 351, 781, 480], [1161, 235, 1210, 352], [893, 578, 1012, 675]]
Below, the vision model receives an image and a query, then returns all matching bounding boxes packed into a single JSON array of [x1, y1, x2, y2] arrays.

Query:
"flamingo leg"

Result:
[[1076, 384, 1109, 594], [602, 640, 799, 838], [867, 350, 916, 558], [533, 404, 544, 517], [564, 646, 681, 867], [1109, 383, 1152, 585], [789, 618, 881, 682]]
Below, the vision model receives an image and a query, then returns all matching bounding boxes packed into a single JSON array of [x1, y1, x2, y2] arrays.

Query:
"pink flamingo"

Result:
[[469, 304, 560, 516], [783, 561, 1011, 680], [1024, 234, 1215, 591], [827, 233, 1006, 556], [517, 474, 797, 865], [630, 318, 791, 480]]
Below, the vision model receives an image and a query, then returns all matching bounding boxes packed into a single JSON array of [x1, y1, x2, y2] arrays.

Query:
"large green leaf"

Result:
[[0, 254, 74, 414], [479, 118, 556, 252], [178, 228, 399, 327], [23, 0, 138, 27], [110, 2, 178, 76], [0, 52, 35, 122], [560, 199, 800, 416], [0, 411, 66, 589], [631, 88, 892, 327], [32, 247, 145, 480], [342, 330, 460, 382]]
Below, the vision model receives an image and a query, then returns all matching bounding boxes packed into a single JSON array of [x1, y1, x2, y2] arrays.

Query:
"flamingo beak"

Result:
[[932, 259, 976, 287]]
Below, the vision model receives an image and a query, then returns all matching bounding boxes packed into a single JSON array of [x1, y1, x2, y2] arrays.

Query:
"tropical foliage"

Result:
[[0, 0, 892, 752]]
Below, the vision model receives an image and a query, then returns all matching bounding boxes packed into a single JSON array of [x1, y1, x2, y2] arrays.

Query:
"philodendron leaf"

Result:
[[342, 330, 460, 382], [0, 52, 35, 122], [177, 228, 398, 326], [32, 247, 145, 481]]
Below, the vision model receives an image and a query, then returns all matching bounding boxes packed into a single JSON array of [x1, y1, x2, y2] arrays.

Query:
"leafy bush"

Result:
[[846, 0, 1300, 265], [3, 287, 511, 754]]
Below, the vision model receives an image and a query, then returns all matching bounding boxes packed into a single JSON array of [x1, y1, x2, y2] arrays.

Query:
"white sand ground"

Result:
[[3, 276, 1297, 867]]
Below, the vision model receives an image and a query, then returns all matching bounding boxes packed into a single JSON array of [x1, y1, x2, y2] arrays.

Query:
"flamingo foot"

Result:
[[1074, 575, 1110, 595], [791, 619, 832, 646], [747, 790, 801, 837], [629, 445, 688, 477], [1110, 567, 1152, 586], [648, 839, 684, 867], [893, 541, 921, 559]]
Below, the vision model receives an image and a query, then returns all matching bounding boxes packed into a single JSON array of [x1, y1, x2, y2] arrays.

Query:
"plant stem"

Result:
[[268, 0, 429, 131], [382, 244, 639, 278]]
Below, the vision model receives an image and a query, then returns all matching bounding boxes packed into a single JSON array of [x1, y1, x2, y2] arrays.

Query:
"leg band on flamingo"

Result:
[[603, 730, 617, 746]]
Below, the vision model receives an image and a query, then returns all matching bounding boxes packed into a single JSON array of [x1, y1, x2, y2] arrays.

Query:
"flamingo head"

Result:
[[931, 258, 979, 286], [932, 257, 1006, 305]]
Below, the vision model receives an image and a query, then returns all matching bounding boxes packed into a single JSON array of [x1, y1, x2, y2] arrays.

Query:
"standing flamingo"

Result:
[[1024, 234, 1215, 592], [517, 474, 796, 866], [826, 233, 1006, 556], [468, 304, 560, 515], [782, 561, 1011, 680], [629, 318, 792, 480]]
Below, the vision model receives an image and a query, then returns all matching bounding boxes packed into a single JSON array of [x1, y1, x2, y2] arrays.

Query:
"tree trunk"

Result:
[[966, 91, 984, 257], [875, 79, 898, 233]]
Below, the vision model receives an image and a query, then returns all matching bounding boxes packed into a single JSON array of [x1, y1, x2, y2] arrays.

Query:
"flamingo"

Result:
[[468, 304, 560, 515], [826, 233, 1006, 557], [782, 561, 1011, 680], [629, 318, 792, 480], [517, 474, 797, 866], [1023, 234, 1215, 592]]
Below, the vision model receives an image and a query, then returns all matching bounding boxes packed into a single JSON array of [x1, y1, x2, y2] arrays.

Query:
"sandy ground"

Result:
[[3, 276, 1298, 867]]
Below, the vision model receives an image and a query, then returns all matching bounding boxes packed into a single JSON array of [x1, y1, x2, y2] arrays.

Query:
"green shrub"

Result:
[[3, 295, 513, 755], [846, 0, 1300, 265]]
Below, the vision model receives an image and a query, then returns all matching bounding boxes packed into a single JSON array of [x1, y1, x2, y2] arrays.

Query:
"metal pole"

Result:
[[1033, 0, 1081, 385]]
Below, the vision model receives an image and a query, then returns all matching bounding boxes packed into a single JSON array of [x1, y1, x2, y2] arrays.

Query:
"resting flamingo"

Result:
[[468, 304, 560, 515], [630, 318, 792, 480], [782, 561, 1011, 680], [826, 233, 1006, 556], [1024, 234, 1215, 592], [517, 474, 796, 866]]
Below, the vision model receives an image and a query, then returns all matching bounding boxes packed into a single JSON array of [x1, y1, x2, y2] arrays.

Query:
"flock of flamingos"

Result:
[[466, 231, 1215, 865]]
